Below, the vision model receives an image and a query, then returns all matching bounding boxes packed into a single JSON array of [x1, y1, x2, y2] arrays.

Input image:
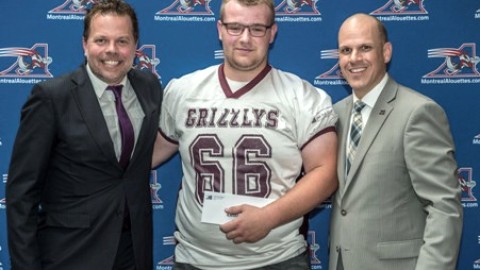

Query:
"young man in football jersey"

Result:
[[152, 0, 338, 269]]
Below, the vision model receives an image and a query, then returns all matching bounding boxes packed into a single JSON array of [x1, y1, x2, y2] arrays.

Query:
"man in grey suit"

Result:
[[329, 13, 463, 270], [6, 1, 162, 269]]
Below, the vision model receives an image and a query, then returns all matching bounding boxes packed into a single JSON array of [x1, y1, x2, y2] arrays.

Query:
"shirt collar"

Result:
[[352, 73, 389, 109], [86, 64, 129, 99]]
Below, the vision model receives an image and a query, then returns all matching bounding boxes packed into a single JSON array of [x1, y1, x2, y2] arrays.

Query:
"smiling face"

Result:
[[217, 0, 277, 81], [82, 13, 137, 85], [338, 14, 392, 98]]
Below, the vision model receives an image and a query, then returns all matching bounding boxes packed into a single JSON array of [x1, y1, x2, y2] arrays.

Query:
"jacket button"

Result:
[[341, 209, 347, 216], [336, 246, 341, 252]]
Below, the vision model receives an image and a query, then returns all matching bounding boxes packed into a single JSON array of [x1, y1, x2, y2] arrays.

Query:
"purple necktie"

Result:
[[107, 85, 134, 169]]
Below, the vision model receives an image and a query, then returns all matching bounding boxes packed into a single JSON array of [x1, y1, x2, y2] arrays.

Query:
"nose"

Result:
[[106, 40, 117, 53], [350, 49, 362, 62], [238, 27, 252, 42]]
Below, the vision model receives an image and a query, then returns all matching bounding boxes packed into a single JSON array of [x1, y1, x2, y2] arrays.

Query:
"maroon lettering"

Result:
[[185, 108, 197, 127], [266, 110, 279, 128]]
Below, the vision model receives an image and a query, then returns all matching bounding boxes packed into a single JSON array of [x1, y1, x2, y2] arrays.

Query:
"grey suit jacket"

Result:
[[6, 65, 162, 270], [329, 77, 463, 270]]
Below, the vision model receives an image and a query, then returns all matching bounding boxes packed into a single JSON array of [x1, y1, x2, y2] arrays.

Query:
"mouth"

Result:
[[102, 60, 121, 67], [235, 46, 253, 52], [349, 67, 367, 73]]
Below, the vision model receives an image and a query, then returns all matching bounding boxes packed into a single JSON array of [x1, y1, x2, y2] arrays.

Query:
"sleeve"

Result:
[[158, 78, 179, 143], [297, 82, 338, 149], [404, 101, 463, 270], [6, 84, 57, 270]]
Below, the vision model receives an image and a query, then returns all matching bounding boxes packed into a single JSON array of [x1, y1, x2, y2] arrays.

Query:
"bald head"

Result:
[[339, 13, 388, 44]]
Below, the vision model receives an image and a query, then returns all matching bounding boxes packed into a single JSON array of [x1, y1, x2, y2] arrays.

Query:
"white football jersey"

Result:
[[160, 64, 337, 269]]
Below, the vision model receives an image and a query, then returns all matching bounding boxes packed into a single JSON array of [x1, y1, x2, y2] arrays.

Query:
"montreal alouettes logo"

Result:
[[458, 168, 477, 203], [423, 43, 480, 78], [49, 0, 100, 14], [371, 0, 427, 15], [134, 45, 161, 80], [156, 236, 176, 268], [308, 230, 321, 266], [156, 0, 214, 15], [315, 49, 342, 79], [149, 170, 163, 205], [275, 0, 320, 15], [313, 49, 347, 86], [0, 44, 53, 78]]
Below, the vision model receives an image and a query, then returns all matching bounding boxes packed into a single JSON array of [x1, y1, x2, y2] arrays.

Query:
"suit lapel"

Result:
[[71, 66, 119, 167], [344, 78, 398, 192], [336, 98, 352, 197], [127, 70, 156, 168]]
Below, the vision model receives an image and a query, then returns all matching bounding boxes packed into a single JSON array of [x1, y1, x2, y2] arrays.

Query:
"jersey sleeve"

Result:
[[296, 82, 337, 149]]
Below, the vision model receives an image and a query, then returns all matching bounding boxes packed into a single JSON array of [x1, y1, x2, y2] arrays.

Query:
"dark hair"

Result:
[[83, 0, 139, 42]]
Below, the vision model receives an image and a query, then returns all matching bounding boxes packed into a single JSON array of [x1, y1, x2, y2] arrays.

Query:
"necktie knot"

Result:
[[107, 85, 123, 99], [353, 100, 366, 114]]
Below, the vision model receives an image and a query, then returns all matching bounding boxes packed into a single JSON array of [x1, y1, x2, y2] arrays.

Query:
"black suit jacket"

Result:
[[6, 65, 162, 270]]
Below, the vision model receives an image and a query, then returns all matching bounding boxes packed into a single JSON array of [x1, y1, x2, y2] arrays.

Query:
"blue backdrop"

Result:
[[0, 1, 479, 269]]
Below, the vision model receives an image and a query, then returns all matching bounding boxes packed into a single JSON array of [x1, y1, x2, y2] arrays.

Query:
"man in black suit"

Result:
[[6, 1, 162, 269]]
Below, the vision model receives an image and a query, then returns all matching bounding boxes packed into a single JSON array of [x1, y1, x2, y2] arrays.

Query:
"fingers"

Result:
[[225, 229, 247, 244], [219, 220, 235, 234], [220, 222, 244, 244], [220, 208, 243, 243], [232, 237, 244, 244], [219, 205, 244, 233], [225, 205, 243, 215], [219, 205, 267, 244]]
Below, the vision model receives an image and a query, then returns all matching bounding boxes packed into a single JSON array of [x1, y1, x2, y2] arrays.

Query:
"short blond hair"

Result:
[[219, 0, 276, 25]]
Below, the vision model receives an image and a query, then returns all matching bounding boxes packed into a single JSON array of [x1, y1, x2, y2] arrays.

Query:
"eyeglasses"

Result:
[[221, 22, 273, 37]]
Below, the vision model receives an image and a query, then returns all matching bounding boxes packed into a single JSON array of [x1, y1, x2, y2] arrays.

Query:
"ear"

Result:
[[217, 20, 224, 41], [383, 41, 392, 64], [269, 23, 278, 44], [82, 37, 87, 57]]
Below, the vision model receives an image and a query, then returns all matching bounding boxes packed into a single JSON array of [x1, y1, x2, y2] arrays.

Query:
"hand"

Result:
[[219, 204, 274, 244]]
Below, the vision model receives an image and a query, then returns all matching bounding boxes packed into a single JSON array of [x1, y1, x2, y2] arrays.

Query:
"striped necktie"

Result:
[[346, 100, 366, 175]]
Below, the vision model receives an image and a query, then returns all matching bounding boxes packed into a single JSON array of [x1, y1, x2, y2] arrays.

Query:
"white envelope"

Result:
[[201, 191, 275, 225]]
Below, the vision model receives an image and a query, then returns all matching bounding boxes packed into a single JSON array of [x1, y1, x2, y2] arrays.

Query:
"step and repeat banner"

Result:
[[0, 1, 479, 269]]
